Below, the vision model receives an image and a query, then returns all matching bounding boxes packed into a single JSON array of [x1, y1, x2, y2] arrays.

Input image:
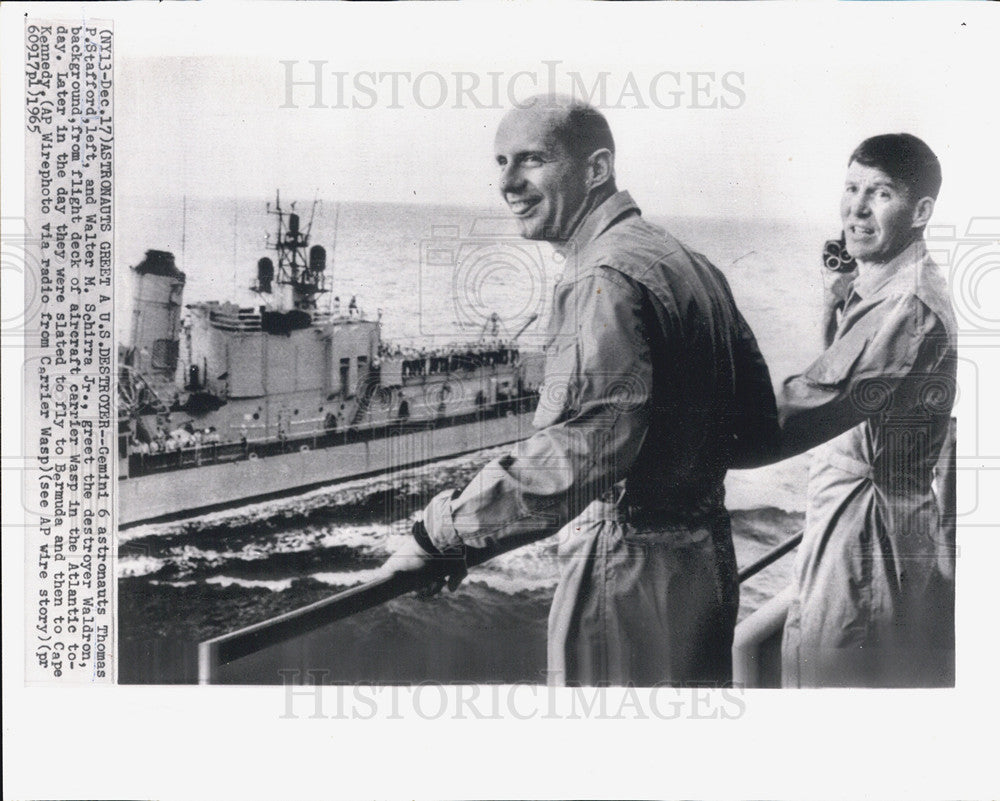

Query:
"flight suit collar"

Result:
[[851, 238, 927, 301], [557, 190, 642, 260]]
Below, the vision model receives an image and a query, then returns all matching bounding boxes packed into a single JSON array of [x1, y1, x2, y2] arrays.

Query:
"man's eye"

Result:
[[878, 190, 892, 200], [523, 155, 543, 166]]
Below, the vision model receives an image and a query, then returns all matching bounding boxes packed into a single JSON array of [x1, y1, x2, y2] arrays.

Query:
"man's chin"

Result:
[[515, 221, 545, 241], [846, 240, 909, 265], [844, 236, 880, 261]]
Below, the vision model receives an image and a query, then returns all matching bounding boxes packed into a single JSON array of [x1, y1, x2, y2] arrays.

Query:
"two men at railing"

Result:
[[380, 97, 956, 689]]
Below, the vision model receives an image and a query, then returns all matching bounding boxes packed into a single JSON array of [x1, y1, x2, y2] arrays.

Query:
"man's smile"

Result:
[[847, 223, 876, 237], [507, 197, 540, 216]]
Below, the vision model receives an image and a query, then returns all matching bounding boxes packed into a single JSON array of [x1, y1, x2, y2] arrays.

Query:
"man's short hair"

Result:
[[849, 133, 942, 200], [540, 98, 615, 162]]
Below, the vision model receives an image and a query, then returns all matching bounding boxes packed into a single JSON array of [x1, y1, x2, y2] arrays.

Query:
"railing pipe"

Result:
[[199, 528, 804, 683], [198, 535, 536, 683], [737, 531, 803, 584]]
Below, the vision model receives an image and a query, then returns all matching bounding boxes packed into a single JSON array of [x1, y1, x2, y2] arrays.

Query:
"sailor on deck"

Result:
[[380, 96, 779, 687]]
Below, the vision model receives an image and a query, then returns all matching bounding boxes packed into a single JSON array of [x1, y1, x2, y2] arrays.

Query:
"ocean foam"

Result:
[[204, 575, 295, 592], [464, 572, 559, 594], [311, 568, 385, 588], [117, 555, 167, 578]]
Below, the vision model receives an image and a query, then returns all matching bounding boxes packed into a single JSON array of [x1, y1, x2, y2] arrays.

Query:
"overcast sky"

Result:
[[110, 2, 996, 228]]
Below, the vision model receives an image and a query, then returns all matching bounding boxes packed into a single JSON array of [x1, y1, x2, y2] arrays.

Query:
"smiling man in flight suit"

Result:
[[380, 95, 778, 686]]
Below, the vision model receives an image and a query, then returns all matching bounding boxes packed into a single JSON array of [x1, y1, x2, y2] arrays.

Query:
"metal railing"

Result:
[[198, 534, 536, 683], [197, 528, 804, 684], [738, 531, 803, 583], [208, 308, 263, 332], [124, 393, 541, 477]]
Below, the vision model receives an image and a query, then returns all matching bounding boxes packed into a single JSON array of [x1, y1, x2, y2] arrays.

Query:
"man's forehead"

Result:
[[845, 160, 902, 187], [494, 107, 567, 153]]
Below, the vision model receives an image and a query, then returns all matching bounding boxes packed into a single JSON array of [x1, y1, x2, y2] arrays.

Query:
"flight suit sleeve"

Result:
[[421, 267, 653, 552], [778, 293, 950, 458]]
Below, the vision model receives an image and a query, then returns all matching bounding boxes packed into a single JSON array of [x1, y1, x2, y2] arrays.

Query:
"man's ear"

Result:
[[911, 195, 935, 229], [587, 148, 614, 190]]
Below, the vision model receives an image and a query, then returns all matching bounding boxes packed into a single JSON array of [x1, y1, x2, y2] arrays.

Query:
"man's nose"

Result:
[[850, 192, 871, 217], [499, 163, 524, 194]]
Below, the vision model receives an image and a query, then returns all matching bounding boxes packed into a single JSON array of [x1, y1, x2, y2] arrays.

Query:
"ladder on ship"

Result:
[[349, 369, 379, 426], [119, 365, 172, 419]]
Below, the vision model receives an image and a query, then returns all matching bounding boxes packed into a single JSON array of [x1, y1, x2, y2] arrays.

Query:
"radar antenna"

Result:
[[254, 191, 329, 310]]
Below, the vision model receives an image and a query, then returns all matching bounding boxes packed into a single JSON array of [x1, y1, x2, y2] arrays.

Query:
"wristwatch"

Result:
[[411, 519, 441, 555]]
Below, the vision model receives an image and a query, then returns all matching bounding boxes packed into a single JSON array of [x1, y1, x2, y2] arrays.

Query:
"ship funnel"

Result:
[[134, 249, 184, 278], [309, 245, 327, 273], [288, 213, 300, 237], [129, 249, 186, 380], [257, 257, 275, 293]]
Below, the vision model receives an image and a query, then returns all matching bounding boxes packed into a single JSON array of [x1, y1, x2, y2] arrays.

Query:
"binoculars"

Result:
[[823, 235, 857, 273]]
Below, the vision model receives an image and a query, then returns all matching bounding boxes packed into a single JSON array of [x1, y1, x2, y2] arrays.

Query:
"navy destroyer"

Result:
[[117, 197, 543, 527]]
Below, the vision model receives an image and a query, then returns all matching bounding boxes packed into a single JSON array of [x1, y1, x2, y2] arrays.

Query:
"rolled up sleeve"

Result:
[[424, 267, 653, 551], [778, 294, 946, 458]]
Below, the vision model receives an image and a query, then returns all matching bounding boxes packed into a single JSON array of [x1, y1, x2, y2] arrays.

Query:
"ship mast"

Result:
[[257, 191, 328, 311]]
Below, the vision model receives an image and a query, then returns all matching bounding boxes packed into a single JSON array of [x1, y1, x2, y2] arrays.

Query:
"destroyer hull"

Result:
[[118, 409, 536, 527]]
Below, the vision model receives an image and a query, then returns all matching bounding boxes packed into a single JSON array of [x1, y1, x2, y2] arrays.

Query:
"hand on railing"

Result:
[[377, 520, 467, 596], [377, 535, 435, 576]]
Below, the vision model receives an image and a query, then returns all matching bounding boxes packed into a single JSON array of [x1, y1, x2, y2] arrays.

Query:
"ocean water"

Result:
[[117, 196, 830, 684]]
